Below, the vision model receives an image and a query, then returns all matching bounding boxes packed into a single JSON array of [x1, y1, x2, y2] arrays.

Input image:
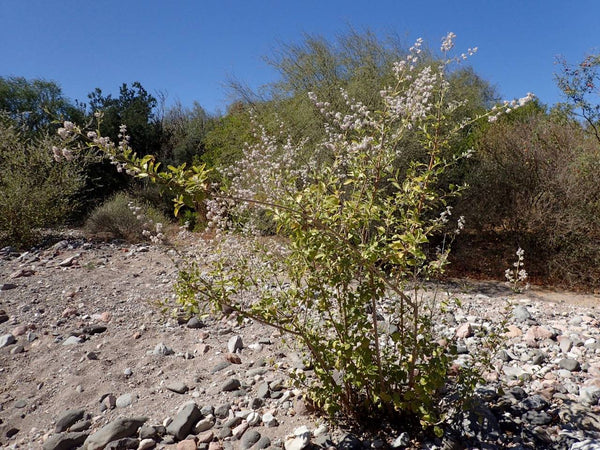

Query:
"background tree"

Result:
[[82, 82, 167, 212], [0, 76, 84, 133], [556, 53, 600, 143]]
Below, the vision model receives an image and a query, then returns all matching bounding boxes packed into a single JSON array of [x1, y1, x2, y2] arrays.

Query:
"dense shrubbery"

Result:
[[453, 102, 600, 287], [0, 114, 86, 248]]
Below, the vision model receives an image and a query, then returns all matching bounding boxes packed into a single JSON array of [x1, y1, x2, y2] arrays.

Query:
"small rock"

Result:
[[193, 416, 215, 433], [10, 344, 24, 354], [232, 420, 249, 439], [513, 306, 532, 321], [177, 438, 199, 449], [256, 383, 270, 399], [240, 429, 261, 449], [262, 413, 278, 427], [284, 435, 310, 450], [62, 336, 83, 346], [225, 353, 242, 364], [505, 325, 523, 338], [580, 385, 600, 405], [559, 358, 581, 372], [391, 432, 410, 448], [105, 437, 139, 449], [455, 322, 473, 339], [214, 404, 230, 419], [153, 342, 174, 356], [253, 435, 271, 449], [228, 335, 244, 353], [138, 438, 156, 450], [59, 254, 80, 267], [55, 409, 85, 432], [166, 402, 202, 441], [101, 393, 117, 411], [186, 317, 204, 329], [246, 411, 260, 426], [116, 393, 137, 408], [222, 378, 241, 392], [166, 381, 189, 394], [42, 431, 89, 450]]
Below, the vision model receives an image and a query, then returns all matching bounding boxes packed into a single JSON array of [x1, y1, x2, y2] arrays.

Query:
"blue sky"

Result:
[[1, 0, 598, 115]]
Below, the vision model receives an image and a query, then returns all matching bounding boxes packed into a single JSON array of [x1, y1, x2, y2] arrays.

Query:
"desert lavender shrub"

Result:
[[57, 33, 532, 428]]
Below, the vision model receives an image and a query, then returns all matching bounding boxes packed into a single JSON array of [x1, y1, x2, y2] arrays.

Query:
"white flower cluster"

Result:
[[505, 247, 529, 292], [488, 93, 536, 123], [128, 202, 166, 244], [205, 198, 232, 233], [51, 145, 74, 162], [441, 32, 456, 53]]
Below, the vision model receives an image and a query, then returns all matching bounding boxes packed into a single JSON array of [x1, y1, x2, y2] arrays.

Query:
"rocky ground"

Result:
[[1, 231, 600, 449]]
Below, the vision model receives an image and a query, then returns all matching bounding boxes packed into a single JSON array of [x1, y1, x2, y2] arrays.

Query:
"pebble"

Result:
[[152, 342, 174, 356], [241, 429, 261, 448], [227, 335, 244, 353], [166, 402, 202, 441], [559, 358, 581, 372], [82, 416, 147, 450]]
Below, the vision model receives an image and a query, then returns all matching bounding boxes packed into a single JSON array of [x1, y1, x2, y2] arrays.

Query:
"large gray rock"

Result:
[[166, 402, 202, 440], [83, 417, 147, 450], [43, 431, 88, 450], [55, 409, 85, 432]]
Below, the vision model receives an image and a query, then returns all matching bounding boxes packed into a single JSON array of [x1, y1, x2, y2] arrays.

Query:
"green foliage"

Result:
[[162, 101, 214, 165], [84, 191, 169, 243], [0, 76, 84, 133], [0, 116, 85, 248], [202, 102, 254, 176], [60, 34, 520, 429], [456, 106, 600, 287]]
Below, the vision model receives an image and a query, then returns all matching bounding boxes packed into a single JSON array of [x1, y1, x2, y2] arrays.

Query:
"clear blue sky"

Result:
[[1, 0, 598, 115]]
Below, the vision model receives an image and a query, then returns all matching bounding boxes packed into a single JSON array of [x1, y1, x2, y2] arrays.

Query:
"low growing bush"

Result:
[[85, 191, 169, 243]]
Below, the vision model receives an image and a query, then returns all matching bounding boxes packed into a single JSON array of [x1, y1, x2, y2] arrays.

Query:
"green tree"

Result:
[[0, 76, 84, 133], [82, 82, 166, 210], [162, 101, 214, 165], [87, 81, 163, 155]]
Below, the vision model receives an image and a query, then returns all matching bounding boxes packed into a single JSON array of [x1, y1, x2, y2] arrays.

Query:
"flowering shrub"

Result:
[[505, 247, 529, 293], [58, 33, 532, 428]]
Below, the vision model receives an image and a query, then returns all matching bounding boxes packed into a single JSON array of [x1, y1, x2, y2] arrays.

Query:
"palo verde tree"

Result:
[[0, 76, 84, 133]]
